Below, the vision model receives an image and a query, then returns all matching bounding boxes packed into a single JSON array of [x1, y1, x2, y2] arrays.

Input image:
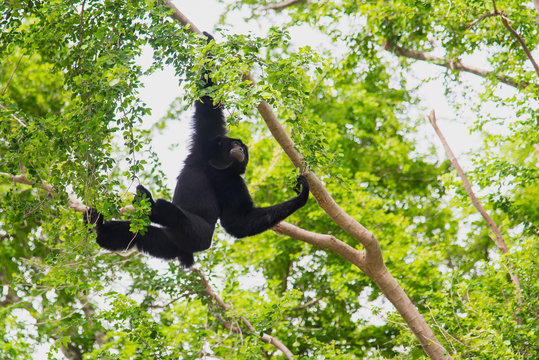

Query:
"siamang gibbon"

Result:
[[85, 32, 310, 268]]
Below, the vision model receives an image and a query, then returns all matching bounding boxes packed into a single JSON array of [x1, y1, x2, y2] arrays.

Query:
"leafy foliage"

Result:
[[1, 0, 537, 359]]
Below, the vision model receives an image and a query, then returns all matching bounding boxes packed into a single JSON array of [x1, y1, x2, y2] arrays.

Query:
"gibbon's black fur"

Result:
[[85, 32, 310, 267]]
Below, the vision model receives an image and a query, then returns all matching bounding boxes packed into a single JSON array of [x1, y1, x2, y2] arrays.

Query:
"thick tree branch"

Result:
[[427, 110, 522, 302], [192, 268, 294, 359], [273, 221, 367, 272], [383, 42, 528, 89]]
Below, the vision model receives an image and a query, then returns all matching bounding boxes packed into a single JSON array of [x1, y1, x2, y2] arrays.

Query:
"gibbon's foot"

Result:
[[83, 208, 103, 226]]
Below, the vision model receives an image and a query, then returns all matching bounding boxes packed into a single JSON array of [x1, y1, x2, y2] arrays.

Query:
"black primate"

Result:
[[85, 32, 310, 267]]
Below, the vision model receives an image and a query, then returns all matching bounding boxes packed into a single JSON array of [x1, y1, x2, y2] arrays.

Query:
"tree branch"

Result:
[[383, 42, 528, 89], [191, 268, 294, 359], [1, 55, 23, 96], [466, 12, 498, 30], [0, 169, 89, 212], [469, 2, 539, 80], [0, 172, 54, 194], [427, 110, 522, 303], [261, 0, 305, 11], [273, 221, 366, 271], [498, 13, 539, 78]]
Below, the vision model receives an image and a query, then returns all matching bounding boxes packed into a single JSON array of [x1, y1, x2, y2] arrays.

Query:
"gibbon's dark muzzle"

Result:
[[230, 147, 245, 163]]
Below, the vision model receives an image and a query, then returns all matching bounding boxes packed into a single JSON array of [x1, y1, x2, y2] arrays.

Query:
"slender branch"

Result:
[[192, 268, 294, 359], [427, 110, 523, 300], [261, 0, 305, 11], [466, 12, 498, 30], [149, 294, 194, 308], [290, 294, 326, 311], [384, 42, 528, 89], [1, 55, 23, 96], [498, 13, 539, 78]]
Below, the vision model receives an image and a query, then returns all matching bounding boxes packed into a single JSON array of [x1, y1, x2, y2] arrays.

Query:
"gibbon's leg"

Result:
[[85, 209, 212, 267]]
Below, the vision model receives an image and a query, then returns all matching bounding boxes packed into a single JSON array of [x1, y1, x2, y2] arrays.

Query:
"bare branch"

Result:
[[427, 110, 522, 301], [192, 268, 294, 359], [273, 222, 366, 272], [384, 42, 528, 89], [261, 0, 305, 11], [428, 111, 508, 252]]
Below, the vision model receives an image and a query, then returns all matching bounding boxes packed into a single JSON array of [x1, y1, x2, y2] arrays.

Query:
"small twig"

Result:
[[1, 55, 23, 96], [427, 304, 456, 354], [149, 294, 193, 308], [489, 0, 539, 79], [290, 294, 326, 311], [466, 12, 497, 30], [35, 300, 90, 325], [261, 0, 305, 11]]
